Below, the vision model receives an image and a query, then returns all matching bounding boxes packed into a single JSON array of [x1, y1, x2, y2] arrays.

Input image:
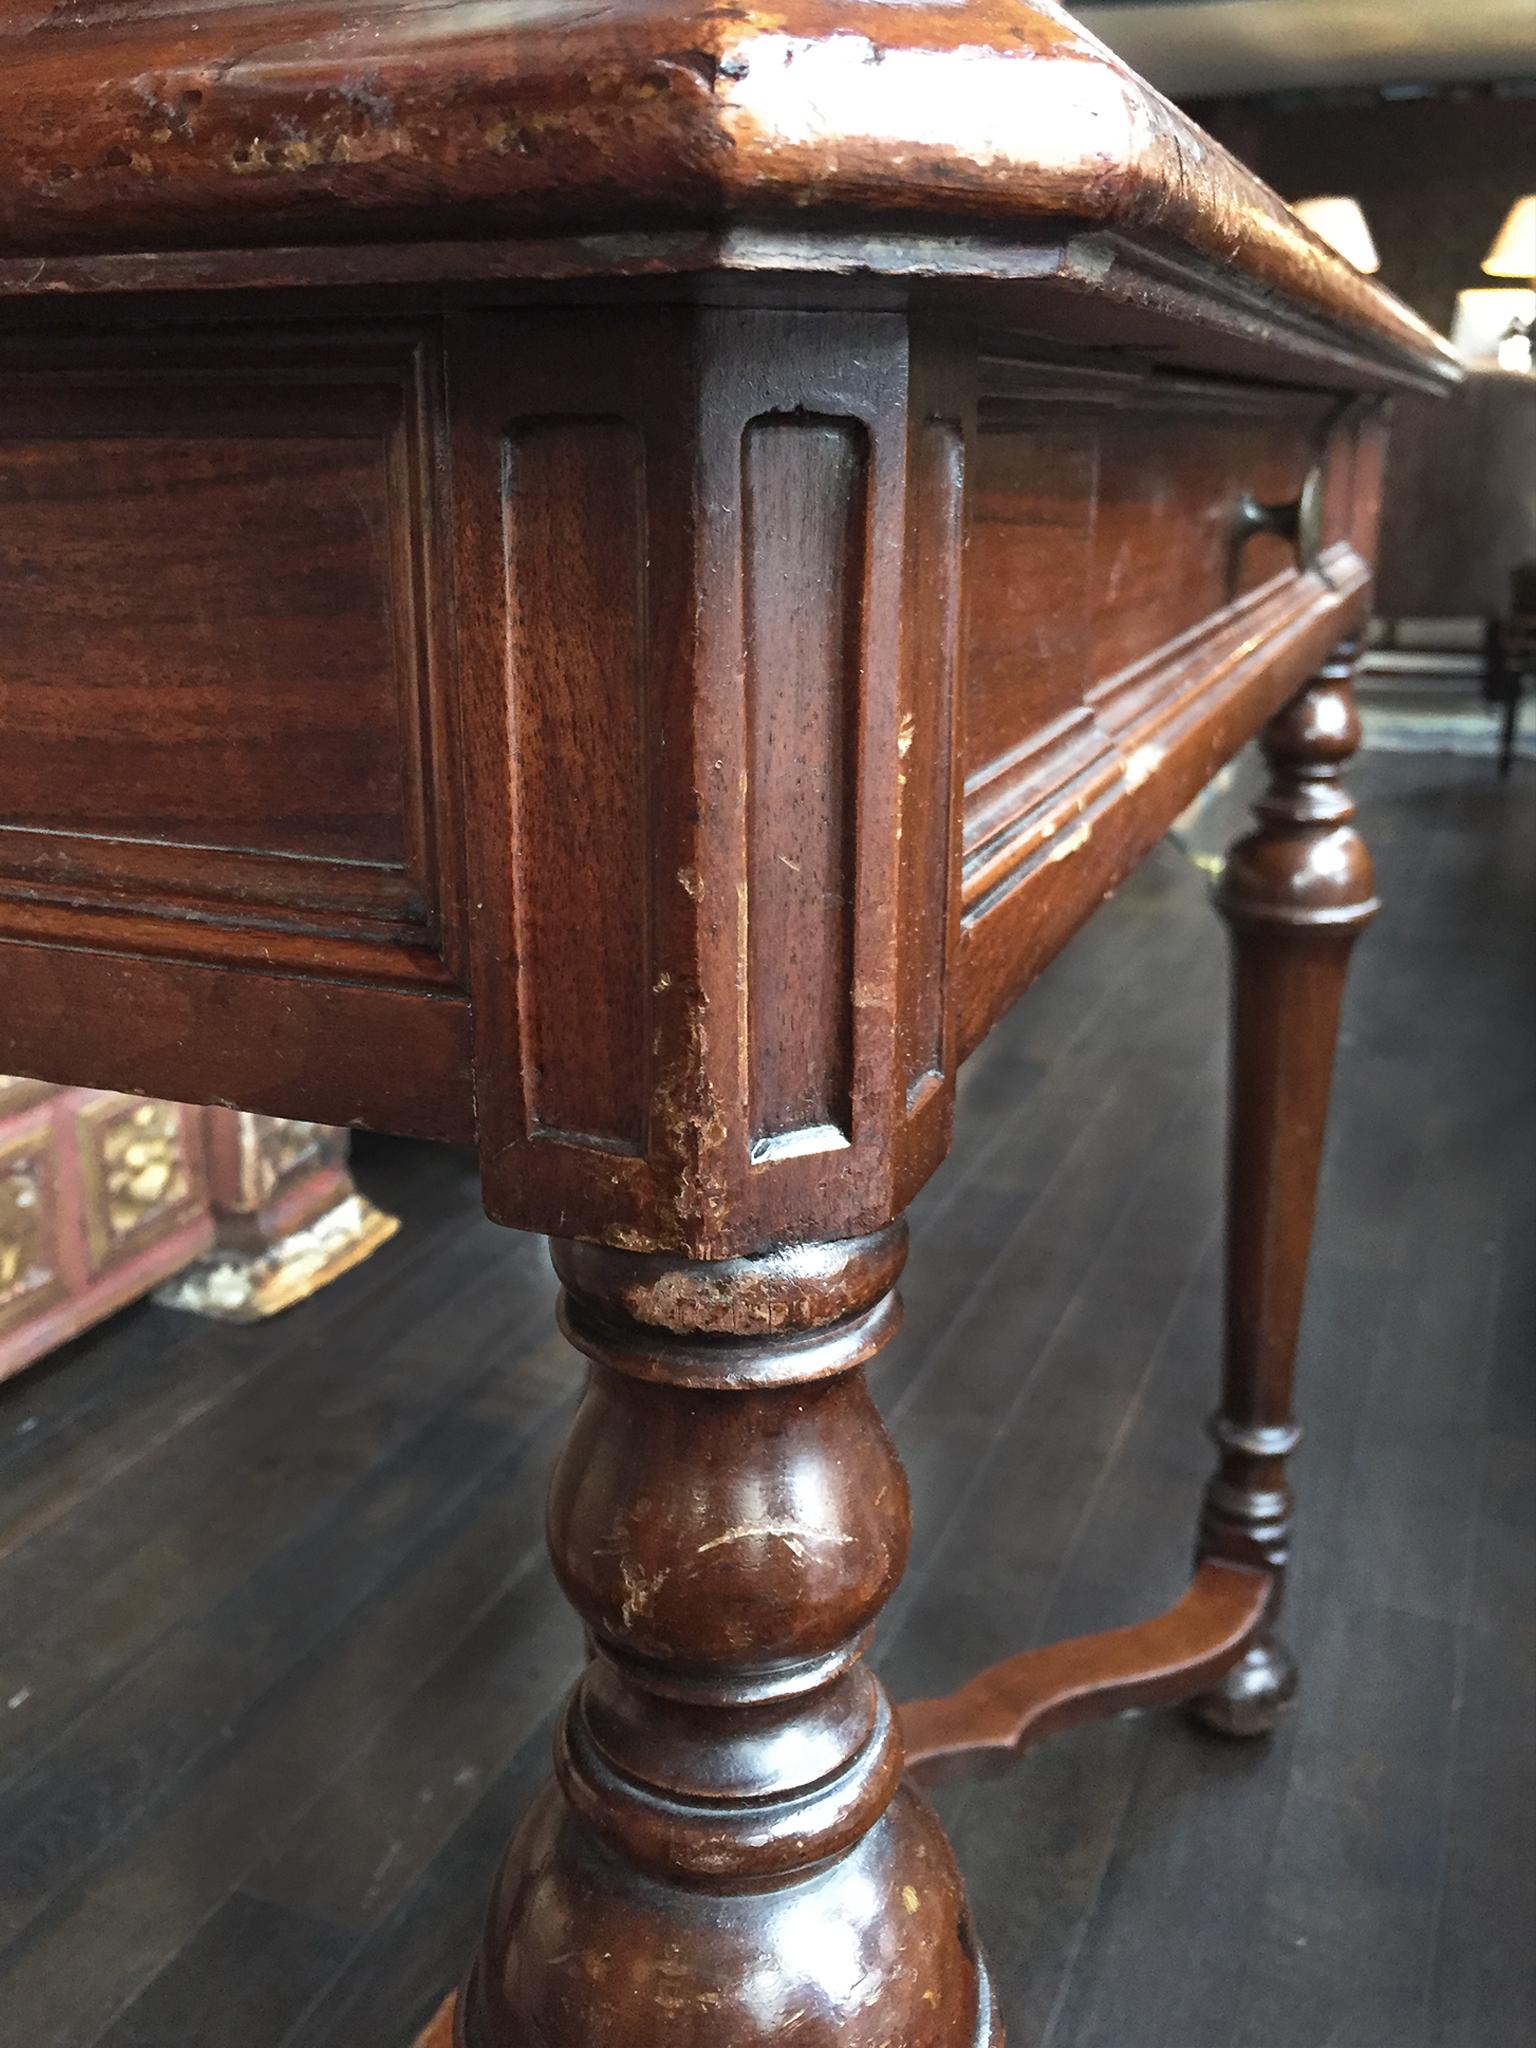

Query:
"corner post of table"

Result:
[[1190, 635, 1379, 1736], [445, 302, 991, 2043]]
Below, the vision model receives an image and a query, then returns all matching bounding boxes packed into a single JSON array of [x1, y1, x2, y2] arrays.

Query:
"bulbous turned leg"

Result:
[[1189, 641, 1378, 1741], [1189, 1636, 1300, 1740], [457, 1222, 999, 2048]]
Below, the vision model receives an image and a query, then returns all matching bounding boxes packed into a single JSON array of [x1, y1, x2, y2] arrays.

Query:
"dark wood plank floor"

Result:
[[1, 750, 1530, 2048]]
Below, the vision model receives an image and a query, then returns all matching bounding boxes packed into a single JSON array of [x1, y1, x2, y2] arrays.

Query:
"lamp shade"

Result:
[[1292, 195, 1381, 274], [1483, 196, 1536, 279]]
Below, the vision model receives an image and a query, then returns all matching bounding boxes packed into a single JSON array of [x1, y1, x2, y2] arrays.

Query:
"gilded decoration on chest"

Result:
[[0, 1128, 61, 1331], [77, 1097, 202, 1272]]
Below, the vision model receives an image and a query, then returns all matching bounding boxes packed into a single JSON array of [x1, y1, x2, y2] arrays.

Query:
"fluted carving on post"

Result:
[[1192, 640, 1377, 1737]]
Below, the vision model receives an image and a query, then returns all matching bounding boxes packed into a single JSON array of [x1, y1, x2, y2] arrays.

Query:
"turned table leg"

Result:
[[1190, 640, 1378, 1737], [455, 1223, 998, 2047]]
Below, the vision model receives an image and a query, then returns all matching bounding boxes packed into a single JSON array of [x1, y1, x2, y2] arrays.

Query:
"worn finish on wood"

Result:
[[449, 307, 965, 1258], [2, 753, 1528, 2048], [457, 1226, 1000, 2048], [1190, 641, 1378, 1738], [0, 324, 1440, 1236], [0, 10, 1459, 2043], [0, 0, 1457, 390]]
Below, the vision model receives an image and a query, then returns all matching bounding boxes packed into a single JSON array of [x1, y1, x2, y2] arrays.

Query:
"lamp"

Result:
[[1292, 195, 1380, 274], [1480, 197, 1535, 369], [1482, 196, 1536, 279]]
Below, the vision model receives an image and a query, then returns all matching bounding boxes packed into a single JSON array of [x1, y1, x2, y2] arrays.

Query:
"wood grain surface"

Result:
[[0, 23, 1463, 2041], [0, 292, 1409, 1245], [0, 0, 1457, 390], [0, 326, 462, 981]]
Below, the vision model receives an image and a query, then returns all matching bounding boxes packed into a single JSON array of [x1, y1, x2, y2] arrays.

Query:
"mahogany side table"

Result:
[[0, 5, 1457, 2043]]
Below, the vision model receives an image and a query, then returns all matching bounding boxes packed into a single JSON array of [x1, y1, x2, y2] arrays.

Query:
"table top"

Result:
[[0, 0, 1454, 392]]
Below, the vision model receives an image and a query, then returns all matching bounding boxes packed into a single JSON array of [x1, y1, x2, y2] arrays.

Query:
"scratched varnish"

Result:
[[0, 749, 1526, 2048]]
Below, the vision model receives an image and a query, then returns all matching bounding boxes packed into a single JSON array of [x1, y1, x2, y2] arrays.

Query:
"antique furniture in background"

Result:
[[0, 1084, 396, 1382], [1485, 560, 1536, 777], [1375, 367, 1535, 621], [0, 1079, 211, 1383], [1374, 364, 1536, 772], [155, 1111, 398, 1323], [0, 4, 1456, 2042]]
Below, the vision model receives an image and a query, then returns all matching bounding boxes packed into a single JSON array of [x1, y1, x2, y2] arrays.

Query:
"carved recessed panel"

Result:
[[743, 412, 867, 1161], [77, 1096, 203, 1273], [0, 1128, 62, 1334], [502, 416, 650, 1155], [897, 415, 965, 1114], [0, 328, 462, 990]]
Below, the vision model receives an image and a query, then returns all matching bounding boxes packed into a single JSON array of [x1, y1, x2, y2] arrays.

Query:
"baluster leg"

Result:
[[1190, 640, 1378, 1737], [456, 1222, 999, 2046]]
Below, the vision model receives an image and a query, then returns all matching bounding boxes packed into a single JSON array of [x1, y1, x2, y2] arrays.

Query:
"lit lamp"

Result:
[[1481, 196, 1535, 370], [1483, 195, 1536, 280], [1292, 195, 1380, 274]]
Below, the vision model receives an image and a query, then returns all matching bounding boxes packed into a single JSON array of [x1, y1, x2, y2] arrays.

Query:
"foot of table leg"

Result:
[[1186, 640, 1376, 1735], [454, 1223, 998, 2047], [1185, 1633, 1299, 1739]]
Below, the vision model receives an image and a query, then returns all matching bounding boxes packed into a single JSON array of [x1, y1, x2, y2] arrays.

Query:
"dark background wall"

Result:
[[1186, 88, 1536, 334]]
